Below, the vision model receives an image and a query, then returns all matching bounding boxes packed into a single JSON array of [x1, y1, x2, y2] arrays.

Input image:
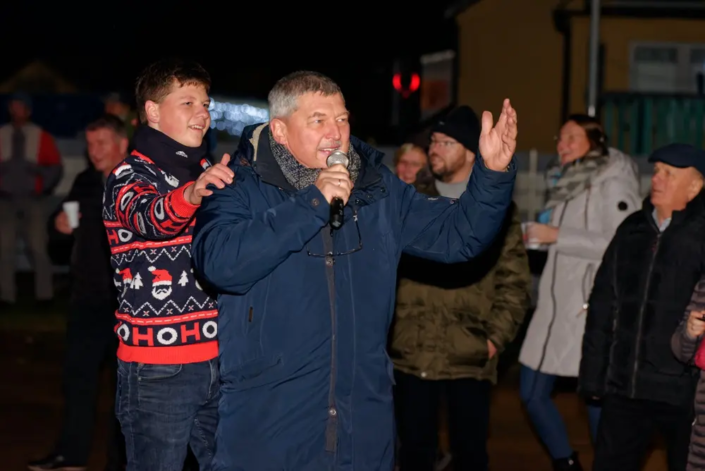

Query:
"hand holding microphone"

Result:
[[315, 150, 352, 229]]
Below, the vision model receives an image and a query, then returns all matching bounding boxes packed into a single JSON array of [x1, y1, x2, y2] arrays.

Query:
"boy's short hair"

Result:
[[135, 58, 211, 124], [86, 113, 127, 139]]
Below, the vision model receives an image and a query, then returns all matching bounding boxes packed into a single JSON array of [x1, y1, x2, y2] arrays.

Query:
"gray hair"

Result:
[[268, 71, 343, 119]]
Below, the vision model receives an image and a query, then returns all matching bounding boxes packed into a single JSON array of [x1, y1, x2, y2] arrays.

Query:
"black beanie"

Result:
[[430, 105, 481, 155]]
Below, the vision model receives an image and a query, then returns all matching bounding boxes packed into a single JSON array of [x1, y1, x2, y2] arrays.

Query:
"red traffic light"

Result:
[[393, 73, 420, 98]]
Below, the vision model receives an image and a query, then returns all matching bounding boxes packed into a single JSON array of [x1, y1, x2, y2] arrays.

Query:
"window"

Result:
[[631, 42, 705, 93], [690, 47, 705, 93]]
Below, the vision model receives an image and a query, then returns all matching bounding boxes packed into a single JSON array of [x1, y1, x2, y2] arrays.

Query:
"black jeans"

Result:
[[394, 370, 492, 471], [55, 301, 125, 467], [592, 394, 693, 471]]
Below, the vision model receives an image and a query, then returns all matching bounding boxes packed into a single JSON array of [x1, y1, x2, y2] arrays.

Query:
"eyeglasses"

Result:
[[306, 210, 363, 258]]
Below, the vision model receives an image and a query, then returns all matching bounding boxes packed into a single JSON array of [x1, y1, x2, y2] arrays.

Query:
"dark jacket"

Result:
[[191, 123, 516, 471], [49, 168, 115, 306], [391, 179, 531, 384], [672, 276, 705, 470], [579, 193, 705, 406]]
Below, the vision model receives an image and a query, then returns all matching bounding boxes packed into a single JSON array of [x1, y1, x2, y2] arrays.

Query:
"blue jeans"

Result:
[[519, 365, 601, 460], [116, 359, 220, 471]]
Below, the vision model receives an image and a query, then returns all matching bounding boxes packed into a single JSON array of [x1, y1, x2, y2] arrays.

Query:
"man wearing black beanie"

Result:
[[391, 106, 531, 471], [425, 106, 482, 198]]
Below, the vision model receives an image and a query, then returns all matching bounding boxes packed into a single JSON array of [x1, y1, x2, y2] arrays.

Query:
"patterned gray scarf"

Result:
[[268, 131, 361, 191], [544, 150, 610, 211]]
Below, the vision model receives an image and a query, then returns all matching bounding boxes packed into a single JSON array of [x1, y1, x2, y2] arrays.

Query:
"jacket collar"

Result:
[[641, 190, 705, 230], [238, 123, 388, 206]]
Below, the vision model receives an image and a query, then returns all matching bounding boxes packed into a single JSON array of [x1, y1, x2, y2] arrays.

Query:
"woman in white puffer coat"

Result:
[[518, 114, 642, 471]]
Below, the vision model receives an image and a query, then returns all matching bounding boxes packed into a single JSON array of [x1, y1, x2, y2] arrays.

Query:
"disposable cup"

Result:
[[63, 201, 79, 229]]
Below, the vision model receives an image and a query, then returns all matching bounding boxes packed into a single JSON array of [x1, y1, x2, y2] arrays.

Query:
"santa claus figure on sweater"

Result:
[[147, 266, 172, 300], [117, 268, 133, 295]]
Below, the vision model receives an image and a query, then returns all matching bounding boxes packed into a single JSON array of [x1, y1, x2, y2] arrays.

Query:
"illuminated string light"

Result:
[[208, 98, 269, 136]]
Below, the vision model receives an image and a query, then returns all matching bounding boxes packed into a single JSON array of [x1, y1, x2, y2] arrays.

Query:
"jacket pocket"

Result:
[[446, 324, 489, 367], [244, 306, 257, 333], [242, 304, 266, 354]]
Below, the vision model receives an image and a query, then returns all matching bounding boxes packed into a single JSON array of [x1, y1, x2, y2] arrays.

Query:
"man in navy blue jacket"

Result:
[[192, 71, 518, 471]]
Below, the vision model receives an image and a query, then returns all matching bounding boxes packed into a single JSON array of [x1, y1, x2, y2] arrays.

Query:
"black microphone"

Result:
[[326, 150, 350, 229]]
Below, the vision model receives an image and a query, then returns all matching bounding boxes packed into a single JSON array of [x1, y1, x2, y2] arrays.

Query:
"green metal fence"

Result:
[[600, 93, 705, 155]]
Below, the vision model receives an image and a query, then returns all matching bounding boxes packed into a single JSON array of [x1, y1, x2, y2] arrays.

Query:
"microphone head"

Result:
[[326, 150, 349, 168]]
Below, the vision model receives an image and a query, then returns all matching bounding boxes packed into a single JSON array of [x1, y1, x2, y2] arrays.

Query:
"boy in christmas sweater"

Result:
[[103, 59, 234, 471]]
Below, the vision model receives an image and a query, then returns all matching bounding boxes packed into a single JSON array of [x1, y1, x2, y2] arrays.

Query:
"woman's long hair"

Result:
[[564, 113, 609, 157]]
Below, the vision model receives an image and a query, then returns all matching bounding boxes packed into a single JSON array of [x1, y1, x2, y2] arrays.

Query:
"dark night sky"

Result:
[[0, 1, 459, 140], [1, 1, 457, 97]]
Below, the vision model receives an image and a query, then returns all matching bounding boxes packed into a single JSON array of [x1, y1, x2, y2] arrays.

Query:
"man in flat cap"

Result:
[[579, 143, 705, 470]]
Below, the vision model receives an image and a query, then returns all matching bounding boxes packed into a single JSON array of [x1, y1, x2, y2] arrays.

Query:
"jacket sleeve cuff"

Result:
[[475, 153, 517, 178], [487, 334, 505, 353], [170, 182, 200, 218]]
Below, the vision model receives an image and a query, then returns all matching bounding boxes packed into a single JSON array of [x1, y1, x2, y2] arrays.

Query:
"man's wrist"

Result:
[[481, 155, 512, 173], [485, 162, 511, 173]]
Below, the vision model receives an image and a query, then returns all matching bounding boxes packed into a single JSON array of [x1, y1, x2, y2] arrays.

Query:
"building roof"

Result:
[[0, 60, 77, 94], [556, 0, 705, 18], [446, 0, 705, 19], [444, 0, 482, 19]]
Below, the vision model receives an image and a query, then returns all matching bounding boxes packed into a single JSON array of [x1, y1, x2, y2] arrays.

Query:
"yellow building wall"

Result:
[[569, 17, 705, 114], [456, 0, 565, 152]]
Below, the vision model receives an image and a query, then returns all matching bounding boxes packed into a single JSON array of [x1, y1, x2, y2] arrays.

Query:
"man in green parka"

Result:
[[391, 106, 532, 471]]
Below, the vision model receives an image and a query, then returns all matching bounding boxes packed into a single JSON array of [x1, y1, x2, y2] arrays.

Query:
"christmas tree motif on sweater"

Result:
[[175, 269, 204, 291], [132, 273, 143, 289], [178, 270, 189, 287], [147, 266, 172, 301]]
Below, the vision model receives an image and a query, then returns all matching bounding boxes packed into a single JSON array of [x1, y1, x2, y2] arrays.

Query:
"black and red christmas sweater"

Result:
[[103, 125, 218, 364]]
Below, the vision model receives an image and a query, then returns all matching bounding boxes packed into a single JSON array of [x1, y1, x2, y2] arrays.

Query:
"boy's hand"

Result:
[[184, 154, 234, 206], [686, 310, 705, 340], [55, 211, 74, 234]]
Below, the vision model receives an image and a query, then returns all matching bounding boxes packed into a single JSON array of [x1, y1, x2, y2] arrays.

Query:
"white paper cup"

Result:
[[521, 221, 545, 250], [521, 222, 531, 235], [63, 201, 80, 229]]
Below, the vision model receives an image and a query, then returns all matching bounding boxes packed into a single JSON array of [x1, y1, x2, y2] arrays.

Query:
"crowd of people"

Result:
[[391, 105, 705, 471], [3, 57, 705, 471]]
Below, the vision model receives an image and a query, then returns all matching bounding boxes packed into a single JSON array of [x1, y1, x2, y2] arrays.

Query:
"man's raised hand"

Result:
[[478, 99, 518, 172]]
